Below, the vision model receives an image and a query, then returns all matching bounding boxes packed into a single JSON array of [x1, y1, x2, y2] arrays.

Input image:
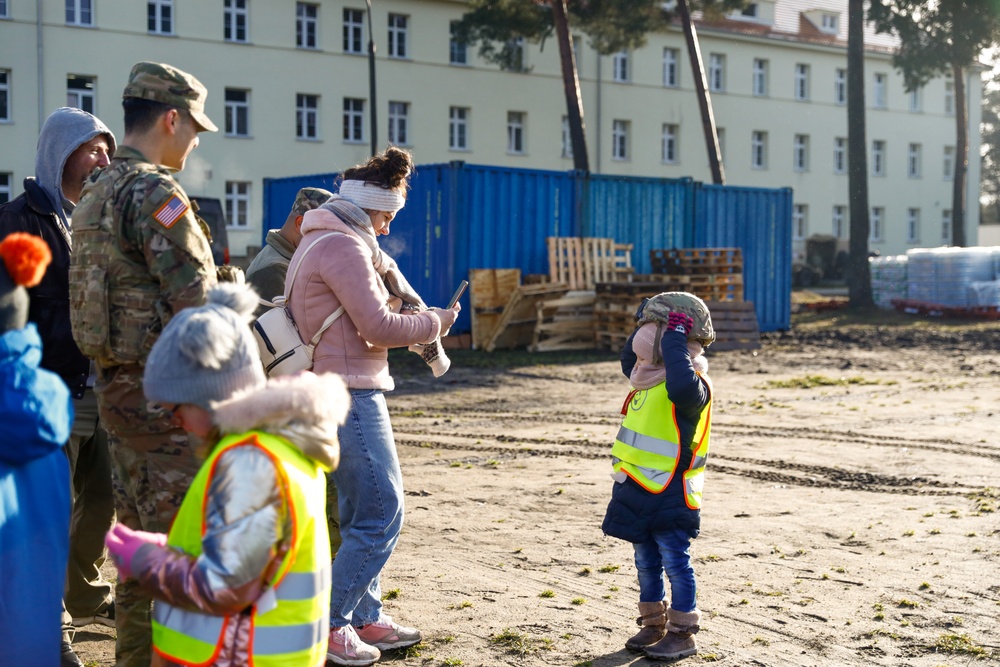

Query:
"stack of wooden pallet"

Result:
[[593, 247, 759, 352], [547, 237, 634, 289], [469, 269, 572, 351]]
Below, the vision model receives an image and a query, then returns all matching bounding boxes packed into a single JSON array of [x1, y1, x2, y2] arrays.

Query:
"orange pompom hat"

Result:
[[0, 233, 52, 334]]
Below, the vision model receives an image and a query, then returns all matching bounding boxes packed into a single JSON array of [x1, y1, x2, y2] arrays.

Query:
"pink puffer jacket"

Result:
[[286, 209, 442, 390]]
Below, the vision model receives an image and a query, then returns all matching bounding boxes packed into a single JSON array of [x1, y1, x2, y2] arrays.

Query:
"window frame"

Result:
[[752, 58, 768, 97], [832, 205, 846, 239], [943, 146, 955, 180], [224, 0, 248, 43], [908, 87, 922, 112], [792, 204, 808, 240], [507, 111, 525, 154], [225, 180, 251, 229], [751, 130, 767, 169], [944, 78, 955, 115], [833, 137, 846, 174], [66, 75, 96, 114], [296, 93, 320, 141], [449, 21, 467, 65], [794, 63, 810, 101], [147, 0, 173, 35], [0, 172, 11, 205], [66, 0, 94, 26], [387, 100, 409, 145], [224, 88, 251, 138], [0, 0, 8, 19], [708, 53, 725, 93], [873, 72, 887, 109], [871, 139, 886, 176], [296, 2, 319, 50], [0, 69, 9, 122], [662, 123, 679, 164], [611, 119, 630, 161], [663, 48, 679, 88], [613, 50, 630, 83], [561, 116, 572, 159], [941, 209, 952, 242], [343, 97, 364, 143], [907, 143, 921, 178], [907, 208, 920, 243], [387, 13, 408, 59], [449, 106, 469, 151], [834, 68, 847, 105], [870, 206, 884, 242], [793, 134, 809, 172]]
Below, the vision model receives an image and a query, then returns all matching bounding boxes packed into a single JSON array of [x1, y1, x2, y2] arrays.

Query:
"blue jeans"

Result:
[[633, 528, 697, 612], [328, 389, 404, 627]]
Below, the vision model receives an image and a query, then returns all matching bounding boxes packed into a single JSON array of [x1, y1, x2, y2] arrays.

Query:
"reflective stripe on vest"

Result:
[[152, 431, 330, 667], [611, 377, 712, 506]]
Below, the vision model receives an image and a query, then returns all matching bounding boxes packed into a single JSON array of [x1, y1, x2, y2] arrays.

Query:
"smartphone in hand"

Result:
[[447, 280, 469, 309]]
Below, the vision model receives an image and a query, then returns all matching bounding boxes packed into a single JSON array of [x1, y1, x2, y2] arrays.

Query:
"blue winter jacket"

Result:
[[0, 324, 73, 667], [602, 328, 710, 543]]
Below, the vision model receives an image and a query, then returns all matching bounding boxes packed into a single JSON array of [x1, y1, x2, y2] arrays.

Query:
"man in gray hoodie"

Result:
[[0, 107, 117, 667]]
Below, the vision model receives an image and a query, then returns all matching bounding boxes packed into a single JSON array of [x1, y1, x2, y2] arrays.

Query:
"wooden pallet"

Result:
[[469, 269, 521, 349], [484, 283, 570, 352], [650, 247, 743, 275], [530, 291, 597, 352], [595, 279, 742, 303], [548, 237, 634, 289], [705, 300, 760, 351]]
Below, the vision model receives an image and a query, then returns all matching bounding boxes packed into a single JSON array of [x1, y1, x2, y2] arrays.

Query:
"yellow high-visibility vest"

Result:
[[152, 431, 330, 667], [611, 377, 712, 508]]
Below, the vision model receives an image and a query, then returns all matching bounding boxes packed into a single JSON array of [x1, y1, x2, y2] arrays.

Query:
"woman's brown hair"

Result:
[[341, 146, 414, 192]]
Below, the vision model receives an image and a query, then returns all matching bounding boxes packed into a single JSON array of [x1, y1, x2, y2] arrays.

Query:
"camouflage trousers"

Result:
[[96, 365, 203, 667]]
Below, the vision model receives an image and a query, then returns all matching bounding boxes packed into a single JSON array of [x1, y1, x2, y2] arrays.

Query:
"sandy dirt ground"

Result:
[[74, 314, 1000, 667]]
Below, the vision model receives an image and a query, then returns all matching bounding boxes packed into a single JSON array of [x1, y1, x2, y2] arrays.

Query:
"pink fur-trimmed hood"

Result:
[[212, 372, 350, 470]]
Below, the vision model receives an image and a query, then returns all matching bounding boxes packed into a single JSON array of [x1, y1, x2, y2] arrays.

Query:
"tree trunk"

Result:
[[952, 62, 968, 247], [552, 0, 589, 172], [846, 0, 874, 308], [676, 0, 724, 184]]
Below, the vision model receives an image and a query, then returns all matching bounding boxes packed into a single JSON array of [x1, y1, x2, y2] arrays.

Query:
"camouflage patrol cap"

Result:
[[292, 187, 334, 216], [636, 291, 716, 347], [122, 62, 218, 132]]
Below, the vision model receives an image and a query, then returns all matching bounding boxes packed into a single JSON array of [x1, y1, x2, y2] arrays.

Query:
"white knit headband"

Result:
[[338, 180, 406, 213]]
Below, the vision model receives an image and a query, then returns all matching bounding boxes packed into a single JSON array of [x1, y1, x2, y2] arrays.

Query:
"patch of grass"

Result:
[[598, 564, 620, 573], [449, 461, 462, 467], [758, 375, 893, 390], [573, 662, 593, 667], [903, 530, 915, 536], [490, 629, 536, 655], [609, 586, 619, 592], [448, 600, 473, 610], [897, 598, 920, 608], [933, 633, 988, 657], [539, 590, 555, 598], [919, 582, 931, 590], [571, 597, 586, 605], [438, 635, 456, 643], [752, 636, 770, 646], [441, 658, 462, 666], [578, 567, 591, 576], [382, 588, 401, 601]]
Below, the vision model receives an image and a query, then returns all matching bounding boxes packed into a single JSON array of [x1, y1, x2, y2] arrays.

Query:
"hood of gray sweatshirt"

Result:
[[33, 106, 117, 231]]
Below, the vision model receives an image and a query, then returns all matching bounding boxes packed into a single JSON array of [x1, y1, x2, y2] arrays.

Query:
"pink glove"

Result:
[[667, 311, 695, 335], [105, 523, 167, 580]]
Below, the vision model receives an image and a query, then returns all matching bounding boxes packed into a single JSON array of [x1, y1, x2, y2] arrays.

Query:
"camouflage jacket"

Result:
[[69, 146, 217, 369]]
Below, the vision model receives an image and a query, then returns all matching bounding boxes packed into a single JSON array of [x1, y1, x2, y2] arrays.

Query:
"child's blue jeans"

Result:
[[633, 527, 697, 612]]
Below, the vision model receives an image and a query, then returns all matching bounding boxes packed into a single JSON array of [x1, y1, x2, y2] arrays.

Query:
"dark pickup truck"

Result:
[[190, 196, 230, 265]]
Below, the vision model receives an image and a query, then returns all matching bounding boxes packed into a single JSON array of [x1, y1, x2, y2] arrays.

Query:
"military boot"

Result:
[[625, 600, 667, 651], [644, 608, 700, 661]]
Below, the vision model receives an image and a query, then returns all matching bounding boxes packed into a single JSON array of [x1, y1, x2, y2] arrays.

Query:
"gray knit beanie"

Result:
[[144, 283, 266, 409]]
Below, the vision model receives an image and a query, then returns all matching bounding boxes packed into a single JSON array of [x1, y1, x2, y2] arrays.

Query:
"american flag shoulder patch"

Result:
[[152, 195, 189, 228]]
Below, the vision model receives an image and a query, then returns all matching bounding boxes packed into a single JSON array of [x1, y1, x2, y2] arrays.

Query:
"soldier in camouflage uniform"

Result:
[[68, 62, 220, 667]]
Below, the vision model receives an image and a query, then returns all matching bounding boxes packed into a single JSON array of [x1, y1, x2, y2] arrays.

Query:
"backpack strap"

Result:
[[281, 231, 347, 344]]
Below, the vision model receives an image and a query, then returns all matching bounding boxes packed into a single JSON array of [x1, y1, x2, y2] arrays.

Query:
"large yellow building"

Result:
[[0, 0, 981, 260]]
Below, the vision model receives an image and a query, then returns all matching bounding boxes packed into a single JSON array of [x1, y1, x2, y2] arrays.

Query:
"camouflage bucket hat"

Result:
[[292, 187, 334, 216], [636, 291, 716, 347], [123, 61, 218, 132]]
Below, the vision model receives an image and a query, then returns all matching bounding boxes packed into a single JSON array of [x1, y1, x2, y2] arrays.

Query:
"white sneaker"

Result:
[[326, 624, 380, 666], [355, 614, 422, 651]]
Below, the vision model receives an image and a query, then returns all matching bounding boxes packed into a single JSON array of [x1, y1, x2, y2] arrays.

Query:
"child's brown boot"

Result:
[[625, 600, 667, 651], [643, 608, 700, 661]]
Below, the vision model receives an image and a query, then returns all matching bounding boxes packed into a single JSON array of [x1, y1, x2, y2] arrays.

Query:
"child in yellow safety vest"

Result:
[[601, 292, 715, 662], [104, 283, 350, 667]]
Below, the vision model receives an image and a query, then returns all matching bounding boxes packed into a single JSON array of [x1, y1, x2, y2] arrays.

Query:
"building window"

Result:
[[573, 35, 583, 73], [944, 77, 954, 115], [751, 130, 767, 169], [507, 111, 525, 154], [0, 1, 8, 18], [388, 101, 409, 145], [835, 68, 846, 105], [67, 75, 95, 114], [0, 173, 11, 205], [297, 3, 318, 49], [708, 53, 725, 92], [872, 140, 886, 176], [793, 204, 807, 240], [148, 0, 173, 35], [343, 97, 364, 143], [561, 116, 572, 159], [870, 206, 883, 242], [907, 143, 921, 178], [225, 181, 250, 228], [296, 93, 319, 140], [66, 0, 94, 26], [613, 50, 630, 83], [662, 123, 678, 164], [449, 106, 469, 150], [502, 38, 525, 72], [663, 48, 679, 88], [388, 13, 407, 58], [834, 137, 846, 174], [873, 72, 887, 109], [612, 120, 630, 160], [909, 87, 922, 112], [821, 13, 838, 32], [907, 208, 920, 243], [753, 58, 768, 96], [0, 70, 9, 122], [741, 3, 758, 17], [941, 209, 952, 241], [793, 134, 809, 172], [449, 21, 467, 65], [225, 89, 250, 137], [832, 205, 846, 238], [795, 63, 810, 101], [224, 0, 248, 43], [943, 146, 955, 180]]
